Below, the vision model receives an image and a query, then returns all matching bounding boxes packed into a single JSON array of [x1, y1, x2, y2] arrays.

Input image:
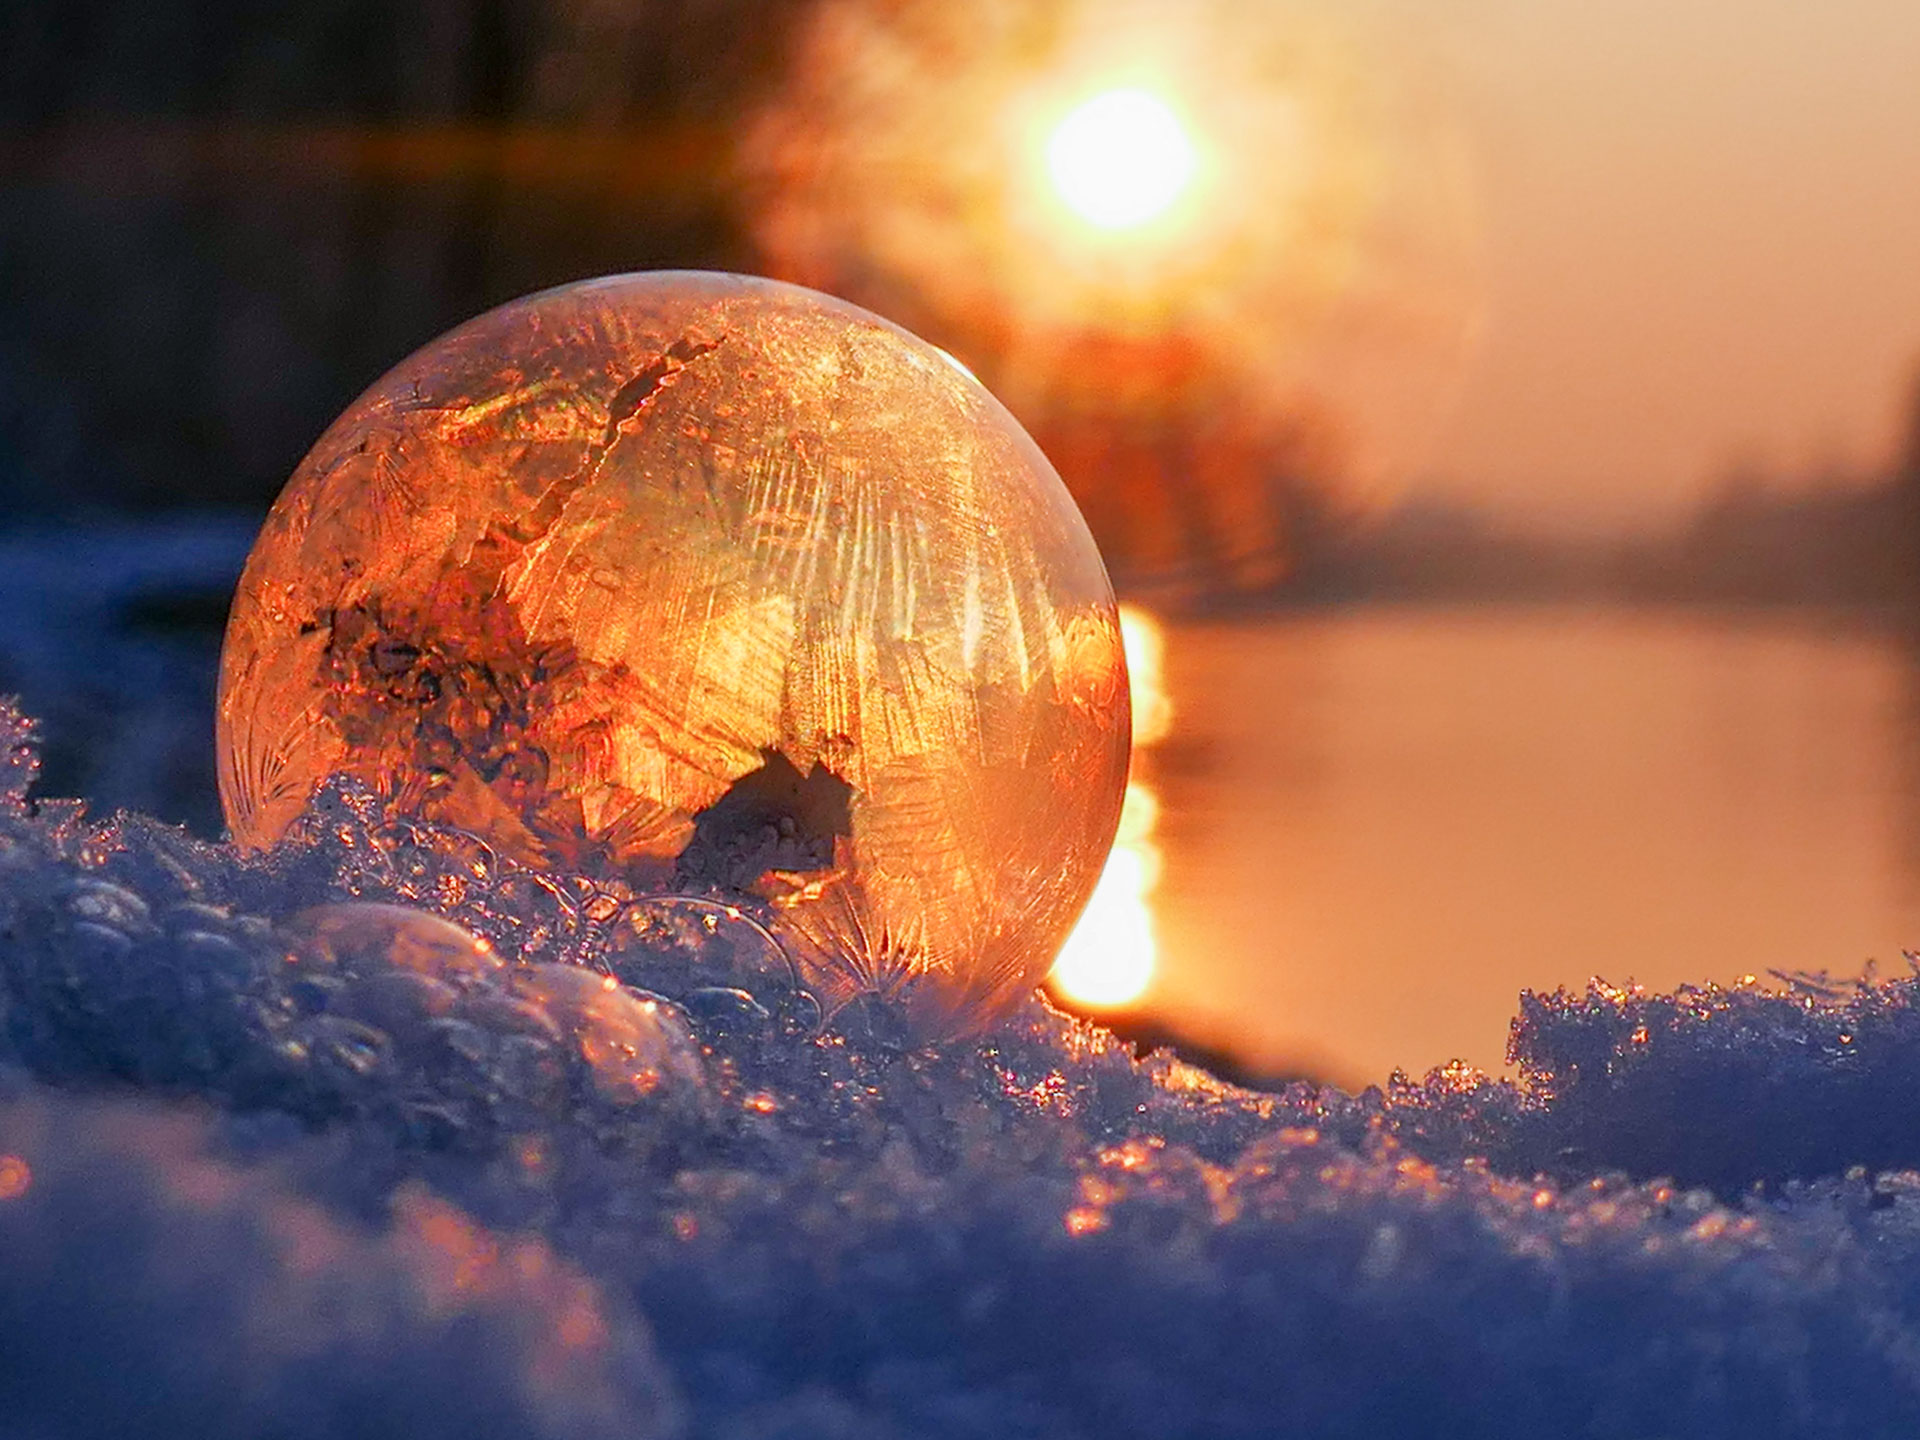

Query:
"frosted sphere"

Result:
[[218, 272, 1129, 1033]]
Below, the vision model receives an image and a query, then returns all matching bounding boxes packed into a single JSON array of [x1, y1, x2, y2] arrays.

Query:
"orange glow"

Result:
[[1049, 800, 1159, 1007], [1064, 1205, 1108, 1236], [0, 1153, 30, 1201], [1046, 89, 1197, 232], [745, 0, 1482, 571], [399, 1189, 501, 1301], [1119, 605, 1173, 746], [1050, 605, 1169, 1010]]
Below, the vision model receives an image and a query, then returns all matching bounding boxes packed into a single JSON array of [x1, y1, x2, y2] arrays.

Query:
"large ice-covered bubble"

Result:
[[217, 271, 1130, 1034]]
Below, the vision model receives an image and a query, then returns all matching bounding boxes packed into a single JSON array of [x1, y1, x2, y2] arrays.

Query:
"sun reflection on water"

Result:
[[1049, 605, 1169, 1009]]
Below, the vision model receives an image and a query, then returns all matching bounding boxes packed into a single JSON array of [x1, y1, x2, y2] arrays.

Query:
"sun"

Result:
[[1048, 607, 1170, 1013], [1046, 88, 1198, 232]]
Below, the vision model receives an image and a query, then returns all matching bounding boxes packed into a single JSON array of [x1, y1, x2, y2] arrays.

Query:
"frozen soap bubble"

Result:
[[218, 272, 1130, 1035]]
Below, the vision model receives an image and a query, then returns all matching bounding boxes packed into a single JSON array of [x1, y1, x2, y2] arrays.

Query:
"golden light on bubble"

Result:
[[1045, 88, 1197, 233], [1049, 605, 1169, 1011], [1118, 605, 1173, 747], [1048, 784, 1159, 1009], [218, 272, 1130, 1037]]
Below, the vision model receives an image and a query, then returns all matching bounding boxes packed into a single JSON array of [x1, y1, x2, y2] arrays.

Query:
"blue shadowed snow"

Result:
[[8, 701, 1920, 1436], [0, 517, 253, 834]]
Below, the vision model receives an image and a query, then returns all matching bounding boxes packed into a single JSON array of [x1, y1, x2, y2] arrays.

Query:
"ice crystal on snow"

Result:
[[0, 698, 39, 818]]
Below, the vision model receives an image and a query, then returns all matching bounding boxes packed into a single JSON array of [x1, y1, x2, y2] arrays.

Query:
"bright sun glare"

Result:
[[1046, 88, 1197, 231], [1050, 606, 1170, 1010]]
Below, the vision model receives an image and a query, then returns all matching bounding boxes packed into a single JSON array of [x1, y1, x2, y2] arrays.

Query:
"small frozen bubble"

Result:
[[294, 1014, 392, 1084], [218, 272, 1130, 1037], [66, 920, 134, 969], [280, 904, 515, 1085], [283, 902, 503, 987], [60, 877, 154, 938], [602, 894, 798, 1006], [170, 930, 253, 991], [160, 901, 238, 936], [510, 964, 706, 1107], [680, 986, 774, 1037]]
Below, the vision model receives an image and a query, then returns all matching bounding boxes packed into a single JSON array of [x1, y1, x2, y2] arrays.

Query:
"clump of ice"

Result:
[[8, 698, 1920, 1436]]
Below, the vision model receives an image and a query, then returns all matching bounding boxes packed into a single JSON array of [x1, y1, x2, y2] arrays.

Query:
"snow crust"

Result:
[[8, 700, 1920, 1436]]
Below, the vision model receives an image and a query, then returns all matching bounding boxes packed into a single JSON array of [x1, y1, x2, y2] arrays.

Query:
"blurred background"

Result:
[[4, 0, 1919, 1088]]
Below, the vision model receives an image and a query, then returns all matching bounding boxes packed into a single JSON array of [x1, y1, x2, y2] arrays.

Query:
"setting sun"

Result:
[[1050, 606, 1171, 1011], [1046, 88, 1197, 231]]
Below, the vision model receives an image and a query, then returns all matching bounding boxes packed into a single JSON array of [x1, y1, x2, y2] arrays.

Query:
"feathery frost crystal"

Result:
[[217, 272, 1129, 1033]]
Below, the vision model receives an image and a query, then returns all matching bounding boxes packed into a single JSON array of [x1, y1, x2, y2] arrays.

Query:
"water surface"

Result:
[[1137, 606, 1920, 1086]]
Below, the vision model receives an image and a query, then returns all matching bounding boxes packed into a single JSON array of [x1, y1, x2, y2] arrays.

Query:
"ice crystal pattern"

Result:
[[217, 272, 1130, 1035]]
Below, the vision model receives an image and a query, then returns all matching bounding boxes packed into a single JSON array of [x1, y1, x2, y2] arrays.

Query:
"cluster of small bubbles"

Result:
[[267, 900, 717, 1139], [268, 897, 730, 1116], [261, 778, 600, 970], [258, 775, 826, 1039], [6, 873, 283, 1090], [1, 785, 732, 1141], [600, 894, 822, 1040]]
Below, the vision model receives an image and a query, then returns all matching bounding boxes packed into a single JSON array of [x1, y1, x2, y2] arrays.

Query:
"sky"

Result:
[[1418, 0, 1920, 528]]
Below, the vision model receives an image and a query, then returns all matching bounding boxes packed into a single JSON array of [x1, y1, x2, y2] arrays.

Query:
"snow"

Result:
[[0, 517, 253, 834], [8, 694, 1920, 1436]]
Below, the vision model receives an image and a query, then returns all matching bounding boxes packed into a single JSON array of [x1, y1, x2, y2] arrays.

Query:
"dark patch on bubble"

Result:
[[676, 749, 853, 891], [600, 333, 725, 447]]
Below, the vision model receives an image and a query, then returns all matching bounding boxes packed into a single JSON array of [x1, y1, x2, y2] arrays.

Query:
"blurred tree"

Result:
[[1894, 356, 1920, 603], [1899, 358, 1920, 489], [0, 0, 808, 520]]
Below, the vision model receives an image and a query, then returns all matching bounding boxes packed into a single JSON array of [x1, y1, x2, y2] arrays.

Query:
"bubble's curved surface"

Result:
[[284, 902, 502, 985], [218, 272, 1130, 1034], [512, 965, 706, 1107]]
